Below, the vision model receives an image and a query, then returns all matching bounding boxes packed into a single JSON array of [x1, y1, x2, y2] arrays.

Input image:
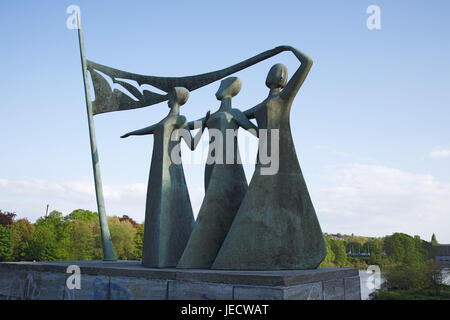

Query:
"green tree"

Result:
[[134, 223, 144, 260], [70, 220, 95, 260], [384, 233, 425, 265], [319, 235, 335, 267], [429, 233, 440, 259], [26, 211, 73, 261], [413, 235, 428, 262], [25, 223, 58, 261], [367, 238, 388, 266], [385, 263, 428, 291], [89, 219, 105, 260], [108, 217, 137, 260], [431, 234, 438, 246], [64, 209, 98, 222], [368, 238, 384, 255], [330, 239, 348, 266], [0, 225, 13, 261], [10, 218, 34, 261]]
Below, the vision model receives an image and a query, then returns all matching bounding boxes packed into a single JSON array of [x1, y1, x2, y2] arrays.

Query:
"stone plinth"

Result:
[[0, 261, 361, 300]]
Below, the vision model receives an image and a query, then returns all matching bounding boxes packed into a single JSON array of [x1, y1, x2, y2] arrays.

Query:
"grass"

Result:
[[371, 285, 450, 300]]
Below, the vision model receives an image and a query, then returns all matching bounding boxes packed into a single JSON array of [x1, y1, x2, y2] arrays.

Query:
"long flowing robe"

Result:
[[177, 110, 248, 268], [212, 96, 327, 270], [142, 115, 195, 268]]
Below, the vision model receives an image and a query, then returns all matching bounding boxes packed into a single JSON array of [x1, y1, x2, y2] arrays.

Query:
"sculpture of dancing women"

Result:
[[121, 87, 205, 268], [177, 77, 258, 269], [212, 46, 327, 270]]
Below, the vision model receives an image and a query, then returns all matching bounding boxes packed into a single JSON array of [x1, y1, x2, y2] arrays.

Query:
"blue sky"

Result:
[[1, 1, 449, 242]]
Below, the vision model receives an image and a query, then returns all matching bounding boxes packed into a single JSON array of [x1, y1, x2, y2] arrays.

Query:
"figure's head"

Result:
[[215, 77, 242, 100], [168, 87, 189, 108], [265, 63, 288, 89]]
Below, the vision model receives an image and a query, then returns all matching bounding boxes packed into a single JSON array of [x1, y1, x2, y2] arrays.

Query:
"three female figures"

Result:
[[122, 45, 327, 270], [121, 80, 253, 268]]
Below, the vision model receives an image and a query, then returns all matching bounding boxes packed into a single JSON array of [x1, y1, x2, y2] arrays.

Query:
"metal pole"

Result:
[[76, 13, 116, 261]]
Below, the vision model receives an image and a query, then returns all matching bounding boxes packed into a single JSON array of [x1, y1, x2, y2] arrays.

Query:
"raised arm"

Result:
[[279, 46, 313, 103], [121, 123, 158, 138]]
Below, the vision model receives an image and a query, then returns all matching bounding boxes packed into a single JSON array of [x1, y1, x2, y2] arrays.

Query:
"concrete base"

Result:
[[0, 261, 361, 300]]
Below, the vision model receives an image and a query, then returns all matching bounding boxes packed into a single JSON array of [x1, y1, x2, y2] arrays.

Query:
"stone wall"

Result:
[[0, 261, 361, 300]]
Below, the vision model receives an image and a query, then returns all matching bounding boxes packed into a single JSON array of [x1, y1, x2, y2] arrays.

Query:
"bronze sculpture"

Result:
[[84, 37, 326, 270], [212, 46, 327, 270], [177, 77, 258, 269], [121, 87, 203, 268]]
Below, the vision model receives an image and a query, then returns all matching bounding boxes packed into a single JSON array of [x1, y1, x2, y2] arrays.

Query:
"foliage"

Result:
[[372, 286, 450, 300], [0, 225, 13, 261], [4, 209, 145, 261], [64, 209, 98, 223], [119, 215, 138, 228], [347, 241, 362, 254], [347, 257, 368, 269], [70, 220, 96, 260], [10, 218, 34, 261], [89, 219, 105, 260], [373, 257, 448, 300], [1, 206, 444, 292], [384, 263, 428, 290], [383, 233, 426, 265], [0, 210, 16, 227], [330, 239, 348, 267], [431, 233, 438, 246], [429, 233, 440, 259], [319, 236, 350, 267], [108, 217, 138, 260], [134, 223, 144, 260], [366, 237, 389, 266], [25, 222, 59, 261], [319, 236, 335, 267], [26, 210, 84, 261], [425, 259, 444, 296]]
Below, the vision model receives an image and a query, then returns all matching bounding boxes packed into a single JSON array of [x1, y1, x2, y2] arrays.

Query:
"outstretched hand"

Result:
[[202, 110, 211, 131]]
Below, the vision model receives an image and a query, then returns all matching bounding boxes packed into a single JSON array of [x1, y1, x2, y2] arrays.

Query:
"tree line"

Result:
[[0, 209, 441, 267], [2, 208, 447, 299], [319, 232, 439, 269], [0, 209, 144, 262], [318, 232, 449, 299]]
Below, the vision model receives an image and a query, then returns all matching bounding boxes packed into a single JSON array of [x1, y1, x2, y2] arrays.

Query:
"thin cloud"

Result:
[[429, 149, 450, 159], [311, 164, 450, 243], [0, 179, 145, 222], [0, 178, 205, 223], [2, 164, 449, 243]]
